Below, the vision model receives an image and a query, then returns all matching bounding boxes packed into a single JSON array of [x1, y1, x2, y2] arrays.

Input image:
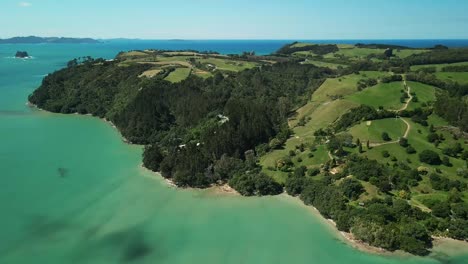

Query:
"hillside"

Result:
[[29, 43, 468, 255]]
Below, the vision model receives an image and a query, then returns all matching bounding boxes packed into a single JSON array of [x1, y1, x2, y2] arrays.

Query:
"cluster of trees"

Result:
[[400, 107, 432, 127], [29, 58, 152, 118], [357, 78, 378, 90], [441, 65, 468, 72], [419, 150, 442, 165], [434, 92, 468, 132], [283, 153, 468, 255], [429, 173, 467, 192], [380, 74, 403, 83], [276, 42, 339, 55], [355, 43, 410, 50], [229, 172, 283, 196], [333, 105, 395, 132], [405, 48, 468, 66]]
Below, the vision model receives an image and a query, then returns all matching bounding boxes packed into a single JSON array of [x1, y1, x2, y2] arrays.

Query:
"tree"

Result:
[[382, 132, 391, 141], [213, 154, 244, 181], [461, 151, 468, 160], [399, 222, 432, 255], [366, 140, 370, 149], [442, 156, 452, 167], [399, 138, 409, 147], [406, 146, 417, 154], [229, 173, 283, 196], [382, 150, 390, 158], [384, 48, 394, 58], [358, 143, 363, 153], [448, 189, 463, 204], [427, 133, 439, 143], [432, 202, 451, 218], [143, 145, 164, 171], [308, 167, 320, 176], [419, 150, 442, 165], [340, 178, 365, 200], [269, 138, 282, 149]]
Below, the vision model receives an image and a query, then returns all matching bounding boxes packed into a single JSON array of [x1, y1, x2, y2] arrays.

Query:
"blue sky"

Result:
[[1, 0, 468, 39]]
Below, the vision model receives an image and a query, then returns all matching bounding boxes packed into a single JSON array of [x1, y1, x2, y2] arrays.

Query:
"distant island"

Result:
[[29, 42, 468, 256], [15, 51, 30, 58], [0, 36, 99, 44]]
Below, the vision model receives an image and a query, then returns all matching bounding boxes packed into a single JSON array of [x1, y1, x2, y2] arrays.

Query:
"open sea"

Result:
[[0, 40, 467, 263]]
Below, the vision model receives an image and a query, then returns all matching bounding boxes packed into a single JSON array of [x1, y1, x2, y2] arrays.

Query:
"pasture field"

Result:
[[164, 68, 191, 83], [347, 118, 407, 144], [346, 82, 405, 110]]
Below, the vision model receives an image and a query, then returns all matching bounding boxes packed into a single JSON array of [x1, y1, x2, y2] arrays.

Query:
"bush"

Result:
[[406, 146, 417, 154], [442, 156, 452, 167], [419, 150, 441, 165], [308, 167, 321, 176], [382, 132, 391, 141], [340, 178, 365, 200], [427, 133, 439, 143], [431, 202, 451, 218], [230, 173, 283, 196], [399, 138, 409, 147], [382, 150, 390, 158]]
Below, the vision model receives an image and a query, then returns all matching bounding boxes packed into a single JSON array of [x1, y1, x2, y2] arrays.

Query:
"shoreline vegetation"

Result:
[[28, 42, 468, 256]]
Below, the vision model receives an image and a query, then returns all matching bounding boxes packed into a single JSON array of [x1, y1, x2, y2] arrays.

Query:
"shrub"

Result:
[[419, 150, 441, 165], [406, 146, 417, 154], [382, 132, 391, 141], [442, 156, 452, 167], [340, 178, 365, 200], [399, 138, 409, 147], [427, 133, 439, 143], [308, 167, 321, 176]]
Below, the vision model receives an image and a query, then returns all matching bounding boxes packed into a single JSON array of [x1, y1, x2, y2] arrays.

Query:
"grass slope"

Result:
[[347, 118, 406, 144], [164, 68, 191, 83], [346, 82, 405, 110], [435, 72, 468, 85], [406, 81, 437, 110]]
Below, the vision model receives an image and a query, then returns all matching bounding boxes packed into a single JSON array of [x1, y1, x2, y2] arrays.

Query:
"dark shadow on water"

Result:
[[57, 167, 68, 178], [73, 225, 167, 263], [122, 235, 153, 262], [0, 214, 73, 258], [101, 227, 154, 262], [0, 110, 31, 116], [25, 214, 71, 239]]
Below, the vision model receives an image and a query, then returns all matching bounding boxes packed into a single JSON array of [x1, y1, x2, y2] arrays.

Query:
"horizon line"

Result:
[[3, 36, 468, 41]]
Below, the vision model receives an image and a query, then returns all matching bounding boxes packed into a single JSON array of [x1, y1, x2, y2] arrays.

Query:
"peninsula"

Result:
[[29, 42, 468, 256], [0, 36, 99, 44]]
